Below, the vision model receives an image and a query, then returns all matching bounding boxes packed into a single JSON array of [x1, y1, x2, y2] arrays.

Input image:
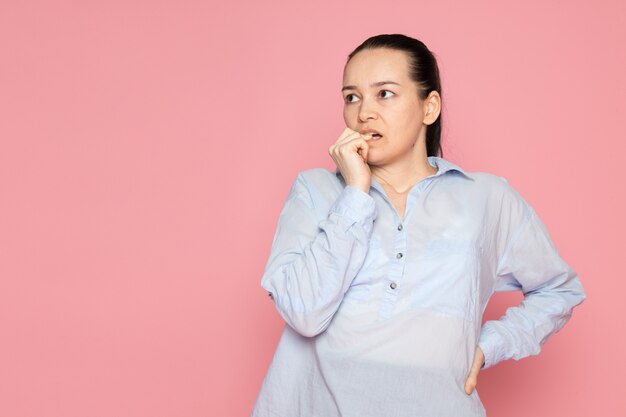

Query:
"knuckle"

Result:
[[338, 146, 350, 155]]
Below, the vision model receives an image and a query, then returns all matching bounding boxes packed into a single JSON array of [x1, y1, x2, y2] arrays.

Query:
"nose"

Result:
[[358, 97, 378, 122]]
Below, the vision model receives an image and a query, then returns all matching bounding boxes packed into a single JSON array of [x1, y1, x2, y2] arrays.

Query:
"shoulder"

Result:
[[456, 168, 531, 215], [292, 167, 345, 209], [294, 167, 343, 191], [468, 170, 532, 224], [433, 156, 509, 194], [462, 170, 521, 197], [461, 170, 507, 186], [296, 167, 340, 183]]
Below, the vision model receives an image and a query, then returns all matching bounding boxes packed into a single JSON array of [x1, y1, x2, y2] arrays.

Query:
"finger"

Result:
[[335, 131, 366, 149], [358, 142, 369, 163], [335, 127, 359, 145], [464, 352, 483, 395], [473, 346, 485, 374], [330, 131, 356, 154], [344, 133, 373, 150], [464, 368, 478, 395], [336, 137, 356, 158], [464, 375, 476, 395], [330, 132, 358, 158], [334, 135, 369, 162], [344, 136, 370, 158], [335, 127, 374, 147], [339, 126, 355, 140]]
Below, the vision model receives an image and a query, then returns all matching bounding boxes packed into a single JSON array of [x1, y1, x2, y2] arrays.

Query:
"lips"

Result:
[[360, 128, 383, 139]]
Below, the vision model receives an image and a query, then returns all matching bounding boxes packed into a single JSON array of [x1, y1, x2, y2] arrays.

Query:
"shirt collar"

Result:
[[334, 156, 473, 185]]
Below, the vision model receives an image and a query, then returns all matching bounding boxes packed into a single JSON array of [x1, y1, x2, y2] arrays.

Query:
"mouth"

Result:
[[361, 130, 384, 140]]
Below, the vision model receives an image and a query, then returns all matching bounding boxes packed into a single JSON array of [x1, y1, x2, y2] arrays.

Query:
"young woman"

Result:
[[251, 34, 586, 417]]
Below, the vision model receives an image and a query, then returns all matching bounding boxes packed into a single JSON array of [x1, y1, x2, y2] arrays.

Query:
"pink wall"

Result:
[[0, 1, 623, 416]]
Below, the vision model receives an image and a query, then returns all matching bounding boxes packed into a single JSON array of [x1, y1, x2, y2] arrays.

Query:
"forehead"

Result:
[[343, 48, 411, 84]]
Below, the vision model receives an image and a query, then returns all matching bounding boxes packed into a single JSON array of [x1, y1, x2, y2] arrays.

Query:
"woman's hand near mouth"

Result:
[[328, 127, 373, 194]]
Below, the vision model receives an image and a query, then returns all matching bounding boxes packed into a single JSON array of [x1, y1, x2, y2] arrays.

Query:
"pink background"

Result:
[[0, 1, 624, 416]]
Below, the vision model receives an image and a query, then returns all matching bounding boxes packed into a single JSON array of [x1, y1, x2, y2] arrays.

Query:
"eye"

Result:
[[345, 94, 359, 104], [380, 90, 395, 99]]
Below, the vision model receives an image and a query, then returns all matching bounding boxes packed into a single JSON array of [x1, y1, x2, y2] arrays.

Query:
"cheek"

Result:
[[343, 107, 356, 125], [398, 112, 422, 135], [391, 119, 421, 147]]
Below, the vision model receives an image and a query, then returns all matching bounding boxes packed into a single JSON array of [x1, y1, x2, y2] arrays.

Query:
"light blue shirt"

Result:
[[251, 156, 586, 417]]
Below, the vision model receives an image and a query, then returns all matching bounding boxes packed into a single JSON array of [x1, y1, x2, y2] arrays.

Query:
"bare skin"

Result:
[[384, 188, 407, 220], [329, 47, 485, 394], [374, 174, 423, 220]]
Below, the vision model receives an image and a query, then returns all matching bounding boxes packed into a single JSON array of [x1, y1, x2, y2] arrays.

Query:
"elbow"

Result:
[[565, 273, 587, 308], [263, 280, 334, 337], [531, 268, 587, 309], [261, 268, 339, 338], [274, 302, 334, 337], [270, 293, 335, 337]]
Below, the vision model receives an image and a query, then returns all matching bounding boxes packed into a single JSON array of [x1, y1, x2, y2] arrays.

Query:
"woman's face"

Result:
[[342, 47, 439, 166]]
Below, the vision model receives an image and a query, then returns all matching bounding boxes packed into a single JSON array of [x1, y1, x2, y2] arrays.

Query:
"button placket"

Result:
[[378, 206, 408, 319], [392, 223, 405, 288]]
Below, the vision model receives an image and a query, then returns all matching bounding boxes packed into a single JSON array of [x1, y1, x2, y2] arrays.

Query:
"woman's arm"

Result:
[[261, 171, 377, 337], [478, 178, 587, 369]]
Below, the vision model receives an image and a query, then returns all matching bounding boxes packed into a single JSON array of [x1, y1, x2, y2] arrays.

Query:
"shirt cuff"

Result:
[[477, 323, 503, 370], [329, 185, 377, 234]]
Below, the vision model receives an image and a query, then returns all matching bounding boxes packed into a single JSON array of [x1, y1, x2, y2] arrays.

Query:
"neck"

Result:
[[370, 145, 438, 194]]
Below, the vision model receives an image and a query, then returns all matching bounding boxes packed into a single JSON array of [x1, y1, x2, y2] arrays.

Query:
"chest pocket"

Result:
[[343, 234, 385, 302], [410, 238, 479, 321]]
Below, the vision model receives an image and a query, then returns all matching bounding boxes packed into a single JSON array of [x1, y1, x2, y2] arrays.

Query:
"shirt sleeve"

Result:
[[261, 172, 378, 337], [477, 178, 587, 369]]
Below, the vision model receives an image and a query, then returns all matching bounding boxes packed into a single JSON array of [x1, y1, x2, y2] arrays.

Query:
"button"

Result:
[[396, 252, 403, 259], [268, 292, 274, 300], [397, 224, 403, 231], [390, 282, 397, 289]]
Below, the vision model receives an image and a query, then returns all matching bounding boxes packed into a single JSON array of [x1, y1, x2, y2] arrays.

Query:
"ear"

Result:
[[422, 91, 441, 126]]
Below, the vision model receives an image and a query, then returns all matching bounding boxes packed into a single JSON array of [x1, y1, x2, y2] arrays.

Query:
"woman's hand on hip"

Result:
[[465, 345, 485, 395], [328, 127, 372, 193]]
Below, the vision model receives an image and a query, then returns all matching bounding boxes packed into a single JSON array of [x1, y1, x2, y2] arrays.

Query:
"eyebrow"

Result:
[[341, 80, 401, 92]]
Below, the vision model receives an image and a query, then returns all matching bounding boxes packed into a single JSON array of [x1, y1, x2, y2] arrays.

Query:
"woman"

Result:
[[251, 34, 586, 417]]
